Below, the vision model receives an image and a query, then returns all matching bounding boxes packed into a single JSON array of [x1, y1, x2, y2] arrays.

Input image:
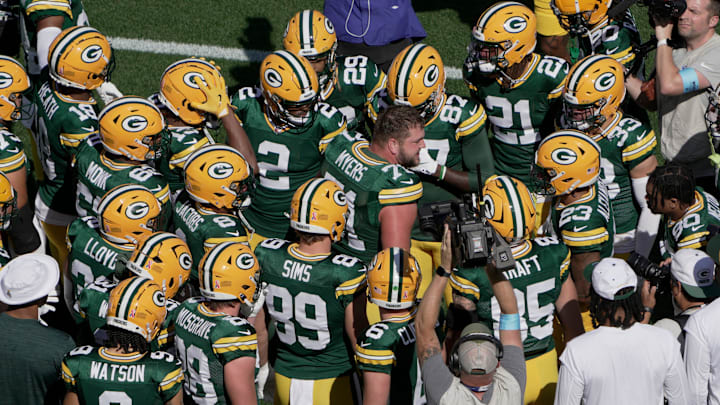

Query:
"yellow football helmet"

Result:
[[99, 96, 166, 161], [106, 276, 167, 342], [184, 144, 254, 211], [0, 56, 30, 122], [387, 43, 446, 121], [0, 172, 15, 231], [127, 232, 192, 299], [551, 0, 611, 35], [48, 26, 113, 90], [466, 2, 536, 73], [563, 55, 625, 132], [159, 58, 224, 126], [289, 178, 347, 242], [199, 242, 260, 316], [483, 175, 536, 244], [260, 50, 319, 128], [283, 10, 338, 92], [98, 184, 161, 245], [367, 247, 421, 310], [535, 130, 601, 195]]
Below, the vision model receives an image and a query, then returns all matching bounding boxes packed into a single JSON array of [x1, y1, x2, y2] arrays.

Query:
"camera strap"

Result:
[[607, 0, 636, 20]]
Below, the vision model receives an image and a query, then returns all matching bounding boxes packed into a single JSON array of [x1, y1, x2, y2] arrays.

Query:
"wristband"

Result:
[[656, 38, 669, 47], [435, 266, 451, 277], [499, 313, 520, 330], [439, 166, 447, 181], [679, 68, 700, 93], [643, 306, 654, 315]]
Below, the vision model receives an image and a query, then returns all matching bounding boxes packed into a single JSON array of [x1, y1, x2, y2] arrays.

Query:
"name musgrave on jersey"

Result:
[[90, 362, 145, 383], [335, 149, 367, 182], [176, 307, 215, 339]]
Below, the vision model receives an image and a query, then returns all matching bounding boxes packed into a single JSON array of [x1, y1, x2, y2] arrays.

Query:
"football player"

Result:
[[0, 56, 42, 255], [170, 242, 260, 405], [66, 184, 161, 319], [230, 50, 347, 249], [75, 232, 192, 346], [355, 247, 426, 404], [154, 57, 257, 197], [321, 105, 424, 264], [450, 175, 584, 404], [464, 2, 569, 227], [560, 55, 659, 257], [174, 144, 254, 280], [370, 43, 494, 296], [75, 96, 171, 227], [0, 172, 17, 265], [535, 130, 614, 331], [283, 9, 386, 132], [61, 277, 184, 405], [254, 178, 367, 405], [646, 163, 720, 259], [32, 26, 112, 266]]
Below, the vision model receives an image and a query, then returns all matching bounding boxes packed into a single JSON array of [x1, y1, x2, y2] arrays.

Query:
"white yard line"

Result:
[[107, 36, 464, 80]]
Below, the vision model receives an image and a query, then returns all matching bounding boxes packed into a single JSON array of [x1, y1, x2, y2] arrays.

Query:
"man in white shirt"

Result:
[[554, 258, 691, 405]]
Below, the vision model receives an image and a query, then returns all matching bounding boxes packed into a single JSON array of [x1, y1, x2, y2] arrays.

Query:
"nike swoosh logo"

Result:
[[150, 185, 162, 192], [227, 231, 240, 237], [690, 225, 704, 232], [338, 121, 344, 128], [81, 127, 95, 133], [4, 147, 19, 153], [606, 47, 619, 54], [238, 329, 252, 336], [360, 342, 372, 348], [572, 226, 588, 232], [400, 179, 414, 185]]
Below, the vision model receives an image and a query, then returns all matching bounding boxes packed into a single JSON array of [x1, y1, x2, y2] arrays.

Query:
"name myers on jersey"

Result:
[[502, 255, 542, 281], [85, 161, 111, 189], [176, 307, 215, 339], [175, 200, 203, 232], [282, 260, 311, 282], [90, 362, 145, 383], [83, 238, 120, 269], [335, 149, 367, 182], [38, 82, 59, 120]]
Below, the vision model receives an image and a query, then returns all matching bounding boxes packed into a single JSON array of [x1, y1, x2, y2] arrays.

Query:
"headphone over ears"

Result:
[[449, 332, 504, 376]]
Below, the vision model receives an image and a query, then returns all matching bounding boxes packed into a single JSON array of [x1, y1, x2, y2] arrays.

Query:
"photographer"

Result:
[[626, 0, 720, 190], [416, 225, 526, 405]]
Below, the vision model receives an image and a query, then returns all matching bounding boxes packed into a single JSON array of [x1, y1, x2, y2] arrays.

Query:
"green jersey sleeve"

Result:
[[355, 322, 398, 374], [554, 183, 614, 255], [331, 253, 368, 307], [210, 316, 258, 365], [617, 117, 657, 170], [0, 129, 26, 173]]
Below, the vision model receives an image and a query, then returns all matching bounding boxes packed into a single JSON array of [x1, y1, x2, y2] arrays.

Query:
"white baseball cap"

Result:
[[671, 249, 720, 299], [591, 258, 638, 300], [0, 254, 59, 305]]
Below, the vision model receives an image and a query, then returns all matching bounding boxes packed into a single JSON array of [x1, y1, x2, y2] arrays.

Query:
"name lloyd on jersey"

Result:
[[85, 161, 111, 189], [176, 307, 215, 339], [282, 260, 312, 282], [38, 82, 60, 120], [502, 255, 542, 281], [335, 149, 367, 182], [83, 238, 120, 269], [90, 361, 145, 383], [175, 201, 203, 232]]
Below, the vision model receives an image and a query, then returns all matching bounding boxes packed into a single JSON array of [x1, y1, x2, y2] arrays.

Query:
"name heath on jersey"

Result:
[[38, 82, 59, 119], [176, 307, 215, 340], [90, 362, 145, 383], [335, 149, 367, 182]]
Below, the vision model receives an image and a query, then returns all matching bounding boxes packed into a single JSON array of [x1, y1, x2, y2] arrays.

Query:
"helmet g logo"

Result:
[[483, 195, 495, 218], [126, 201, 150, 219], [595, 72, 616, 92], [332, 190, 347, 206], [208, 162, 233, 179], [152, 290, 166, 307], [424, 65, 440, 87], [121, 115, 149, 132], [264, 68, 283, 88], [183, 72, 206, 89], [81, 45, 104, 63], [551, 148, 578, 165], [179, 252, 192, 270], [0, 73, 12, 89], [504, 17, 527, 33], [236, 253, 255, 269], [324, 17, 335, 34]]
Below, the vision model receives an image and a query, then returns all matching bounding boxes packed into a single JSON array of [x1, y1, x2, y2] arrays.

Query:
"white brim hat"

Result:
[[0, 254, 59, 305], [591, 257, 638, 300]]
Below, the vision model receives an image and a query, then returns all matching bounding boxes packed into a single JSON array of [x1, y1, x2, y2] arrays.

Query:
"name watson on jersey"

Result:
[[90, 362, 145, 383]]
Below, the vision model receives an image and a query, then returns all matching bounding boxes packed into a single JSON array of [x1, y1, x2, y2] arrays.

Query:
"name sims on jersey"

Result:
[[175, 201, 203, 232], [90, 362, 145, 383], [502, 255, 542, 281], [282, 260, 311, 282], [175, 307, 215, 339], [335, 149, 367, 182], [38, 82, 59, 120], [82, 239, 120, 269], [85, 161, 111, 189]]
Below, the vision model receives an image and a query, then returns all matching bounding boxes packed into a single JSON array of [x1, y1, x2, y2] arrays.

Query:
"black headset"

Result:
[[449, 332, 504, 376]]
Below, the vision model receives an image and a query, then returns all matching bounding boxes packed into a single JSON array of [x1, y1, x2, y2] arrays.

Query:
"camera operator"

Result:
[[416, 225, 526, 405], [644, 249, 720, 353], [555, 258, 691, 405], [626, 0, 720, 191]]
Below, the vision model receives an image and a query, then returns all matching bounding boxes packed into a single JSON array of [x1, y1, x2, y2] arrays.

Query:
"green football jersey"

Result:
[[66, 216, 134, 320], [255, 238, 367, 379], [551, 182, 615, 258], [660, 188, 720, 256], [20, 0, 89, 76], [573, 113, 657, 234], [578, 13, 641, 69], [0, 238, 10, 267], [173, 192, 247, 278], [33, 77, 99, 218], [450, 237, 571, 358], [0, 128, 27, 174], [321, 133, 423, 263], [74, 136, 171, 225], [464, 54, 568, 186], [61, 345, 183, 405], [169, 297, 257, 405], [356, 311, 426, 404], [158, 125, 215, 193], [324, 55, 386, 132], [231, 87, 347, 238]]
